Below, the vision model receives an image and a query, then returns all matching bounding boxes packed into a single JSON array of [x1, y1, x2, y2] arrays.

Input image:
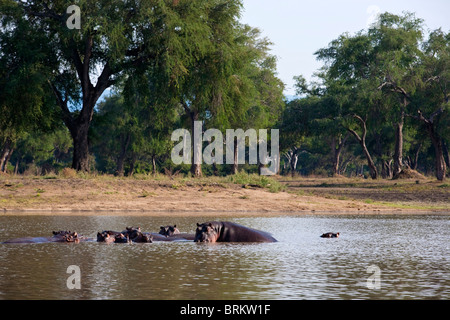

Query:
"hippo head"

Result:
[[320, 232, 340, 238], [97, 231, 111, 243], [194, 222, 219, 243], [133, 232, 153, 243], [114, 233, 130, 243], [124, 227, 152, 243], [159, 225, 181, 237], [124, 226, 141, 239], [53, 230, 79, 242]]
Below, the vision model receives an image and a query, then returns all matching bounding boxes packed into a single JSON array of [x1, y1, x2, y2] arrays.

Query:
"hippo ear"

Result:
[[197, 223, 201, 227], [208, 223, 213, 227], [53, 231, 57, 235]]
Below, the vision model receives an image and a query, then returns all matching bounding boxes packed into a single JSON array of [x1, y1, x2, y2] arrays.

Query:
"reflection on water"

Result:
[[0, 214, 449, 300]]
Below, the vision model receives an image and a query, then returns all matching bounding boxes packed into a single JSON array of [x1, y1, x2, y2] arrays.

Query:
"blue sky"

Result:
[[240, 0, 450, 96]]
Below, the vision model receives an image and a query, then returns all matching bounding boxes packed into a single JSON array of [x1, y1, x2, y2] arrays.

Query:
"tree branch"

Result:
[[181, 100, 191, 114], [22, 2, 64, 22], [378, 80, 411, 101], [352, 114, 367, 141], [47, 80, 74, 131], [83, 35, 94, 88]]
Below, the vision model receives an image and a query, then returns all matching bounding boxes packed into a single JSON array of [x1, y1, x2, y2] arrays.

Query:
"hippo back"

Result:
[[219, 222, 277, 243], [195, 221, 277, 243]]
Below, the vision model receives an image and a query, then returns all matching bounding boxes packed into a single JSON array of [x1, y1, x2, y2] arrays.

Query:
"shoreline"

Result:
[[2, 209, 449, 216], [1, 175, 448, 216]]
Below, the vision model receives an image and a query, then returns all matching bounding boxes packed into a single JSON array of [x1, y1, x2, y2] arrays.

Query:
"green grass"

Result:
[[227, 171, 285, 193], [370, 201, 448, 211]]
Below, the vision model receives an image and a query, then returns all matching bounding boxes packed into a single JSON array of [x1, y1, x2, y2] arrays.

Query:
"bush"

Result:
[[227, 171, 285, 193], [60, 167, 77, 178]]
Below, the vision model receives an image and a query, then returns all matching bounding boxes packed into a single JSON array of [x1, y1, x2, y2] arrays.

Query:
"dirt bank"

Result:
[[0, 175, 448, 215]]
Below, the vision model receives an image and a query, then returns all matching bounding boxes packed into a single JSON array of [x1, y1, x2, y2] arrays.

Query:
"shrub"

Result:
[[60, 167, 77, 178]]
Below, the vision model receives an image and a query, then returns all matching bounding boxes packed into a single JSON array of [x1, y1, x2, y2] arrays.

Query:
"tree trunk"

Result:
[[443, 141, 450, 169], [128, 153, 137, 176], [116, 133, 131, 177], [392, 119, 404, 179], [70, 121, 91, 172], [382, 159, 393, 179], [346, 115, 378, 179], [332, 134, 348, 176], [361, 142, 378, 179], [414, 110, 447, 181], [190, 111, 202, 177], [340, 156, 353, 175], [412, 143, 422, 170], [0, 137, 13, 172], [3, 148, 14, 173], [430, 133, 446, 181], [290, 152, 298, 177], [152, 156, 157, 175], [14, 157, 20, 175], [232, 138, 238, 174]]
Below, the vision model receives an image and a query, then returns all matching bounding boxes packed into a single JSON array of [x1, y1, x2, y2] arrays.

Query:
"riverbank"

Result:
[[1, 173, 448, 215]]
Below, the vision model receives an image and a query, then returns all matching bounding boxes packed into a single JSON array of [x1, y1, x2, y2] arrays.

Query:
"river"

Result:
[[0, 214, 448, 299]]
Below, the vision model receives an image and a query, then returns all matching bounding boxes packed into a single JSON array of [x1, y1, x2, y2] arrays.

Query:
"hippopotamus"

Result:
[[97, 230, 129, 243], [320, 232, 340, 238], [194, 221, 277, 243], [123, 226, 152, 243], [97, 227, 153, 243], [155, 224, 194, 241], [159, 225, 181, 237], [3, 230, 86, 244]]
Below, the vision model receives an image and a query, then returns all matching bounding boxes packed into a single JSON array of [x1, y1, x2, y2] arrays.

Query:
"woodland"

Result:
[[0, 1, 448, 181]]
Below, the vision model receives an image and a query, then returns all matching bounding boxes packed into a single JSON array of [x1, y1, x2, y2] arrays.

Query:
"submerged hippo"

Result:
[[3, 230, 86, 244], [155, 224, 194, 241], [97, 227, 153, 243], [151, 232, 195, 242], [194, 221, 277, 243], [124, 226, 153, 243], [159, 225, 181, 237], [320, 232, 340, 238], [97, 230, 129, 243]]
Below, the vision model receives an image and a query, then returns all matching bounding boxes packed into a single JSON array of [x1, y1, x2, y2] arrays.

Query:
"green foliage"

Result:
[[227, 171, 285, 192], [286, 12, 449, 179], [1, 4, 447, 180]]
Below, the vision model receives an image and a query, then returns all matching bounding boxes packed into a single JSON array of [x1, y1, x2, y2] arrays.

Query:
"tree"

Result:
[[0, 3, 59, 172], [5, 0, 230, 172], [215, 26, 284, 175], [178, 13, 284, 176], [314, 31, 381, 179], [313, 12, 430, 180], [279, 96, 315, 176], [408, 29, 449, 180], [92, 74, 178, 176], [372, 12, 424, 178]]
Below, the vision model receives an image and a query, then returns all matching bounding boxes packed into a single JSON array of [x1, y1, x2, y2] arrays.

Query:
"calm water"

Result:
[[0, 214, 448, 300]]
